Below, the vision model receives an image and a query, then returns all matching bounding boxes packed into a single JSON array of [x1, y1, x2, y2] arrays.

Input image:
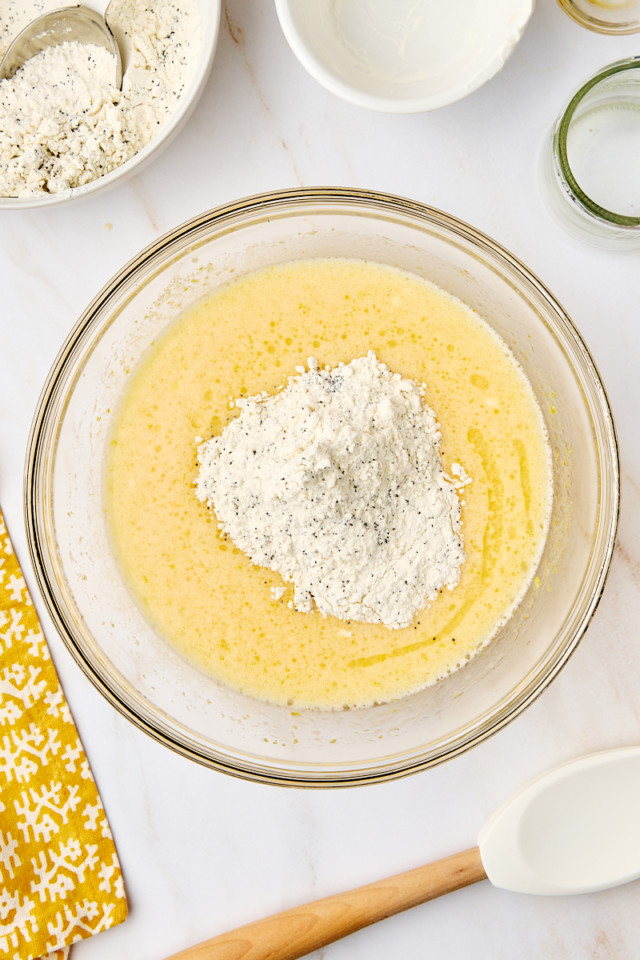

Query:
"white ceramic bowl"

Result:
[[275, 0, 534, 113], [0, 0, 221, 210]]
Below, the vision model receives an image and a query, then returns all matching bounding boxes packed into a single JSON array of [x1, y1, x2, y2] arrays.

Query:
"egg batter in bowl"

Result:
[[26, 190, 618, 782], [105, 258, 551, 710]]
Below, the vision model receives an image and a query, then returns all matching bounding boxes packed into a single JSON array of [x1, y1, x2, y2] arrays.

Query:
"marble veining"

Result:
[[1, 1, 640, 958]]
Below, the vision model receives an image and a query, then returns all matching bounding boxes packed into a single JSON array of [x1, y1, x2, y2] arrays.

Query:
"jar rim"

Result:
[[554, 57, 640, 228]]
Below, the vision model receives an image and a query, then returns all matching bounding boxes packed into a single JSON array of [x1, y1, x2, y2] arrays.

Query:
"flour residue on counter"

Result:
[[196, 351, 469, 630], [0, 0, 202, 197]]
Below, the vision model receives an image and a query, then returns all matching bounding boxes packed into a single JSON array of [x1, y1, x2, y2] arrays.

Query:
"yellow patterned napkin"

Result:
[[0, 509, 128, 960]]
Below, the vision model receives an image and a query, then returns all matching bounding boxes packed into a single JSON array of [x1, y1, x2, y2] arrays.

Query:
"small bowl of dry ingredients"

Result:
[[0, 0, 220, 207], [25, 189, 619, 786]]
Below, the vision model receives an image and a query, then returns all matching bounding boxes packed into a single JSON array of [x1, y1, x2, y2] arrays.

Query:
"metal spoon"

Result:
[[0, 2, 122, 87], [164, 746, 640, 960]]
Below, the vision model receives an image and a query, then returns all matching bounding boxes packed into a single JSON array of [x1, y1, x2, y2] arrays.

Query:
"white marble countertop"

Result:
[[2, 2, 640, 957]]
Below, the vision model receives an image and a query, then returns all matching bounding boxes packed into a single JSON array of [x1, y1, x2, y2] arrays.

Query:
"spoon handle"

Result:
[[165, 847, 486, 960]]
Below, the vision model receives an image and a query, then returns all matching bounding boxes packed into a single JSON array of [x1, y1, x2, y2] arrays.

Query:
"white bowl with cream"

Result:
[[275, 0, 534, 112]]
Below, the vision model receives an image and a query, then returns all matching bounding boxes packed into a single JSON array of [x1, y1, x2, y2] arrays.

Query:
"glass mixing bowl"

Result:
[[25, 188, 619, 786]]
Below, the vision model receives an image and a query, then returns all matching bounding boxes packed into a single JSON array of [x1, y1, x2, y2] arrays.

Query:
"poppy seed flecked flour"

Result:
[[196, 351, 468, 630]]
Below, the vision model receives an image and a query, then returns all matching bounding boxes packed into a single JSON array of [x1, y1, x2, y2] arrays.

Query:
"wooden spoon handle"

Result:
[[165, 846, 487, 960]]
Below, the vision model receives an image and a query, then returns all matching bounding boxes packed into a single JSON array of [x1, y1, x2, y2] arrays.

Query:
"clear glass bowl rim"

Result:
[[24, 187, 621, 786]]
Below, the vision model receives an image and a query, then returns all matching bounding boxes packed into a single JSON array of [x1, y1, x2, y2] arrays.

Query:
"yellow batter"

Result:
[[105, 259, 552, 710]]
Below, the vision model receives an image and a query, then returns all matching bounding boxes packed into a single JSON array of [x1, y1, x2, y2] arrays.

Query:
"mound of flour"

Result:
[[0, 0, 201, 197], [196, 352, 468, 630]]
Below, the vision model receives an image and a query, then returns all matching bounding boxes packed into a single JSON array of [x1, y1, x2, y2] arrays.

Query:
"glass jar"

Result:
[[557, 0, 640, 34], [544, 57, 640, 249]]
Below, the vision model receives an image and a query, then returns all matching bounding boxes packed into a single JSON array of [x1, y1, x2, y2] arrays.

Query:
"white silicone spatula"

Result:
[[165, 747, 640, 960]]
